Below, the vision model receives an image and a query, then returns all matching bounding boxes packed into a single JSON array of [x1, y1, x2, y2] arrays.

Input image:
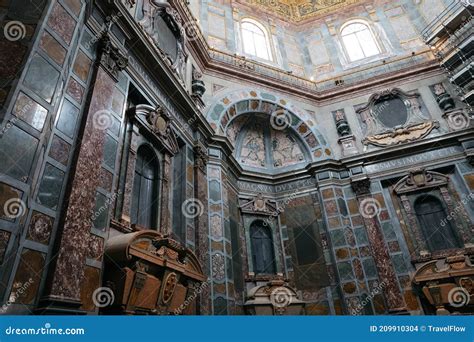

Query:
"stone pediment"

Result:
[[240, 193, 279, 216], [393, 168, 449, 194], [131, 104, 179, 155]]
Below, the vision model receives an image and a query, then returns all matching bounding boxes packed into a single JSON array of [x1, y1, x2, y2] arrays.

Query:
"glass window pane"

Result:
[[254, 35, 269, 59], [241, 21, 271, 60], [37, 163, 64, 210], [242, 29, 256, 56], [343, 34, 365, 61], [357, 29, 380, 57], [342, 23, 366, 35]]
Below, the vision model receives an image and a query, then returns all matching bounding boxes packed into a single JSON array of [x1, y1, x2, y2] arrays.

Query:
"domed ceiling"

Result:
[[228, 114, 310, 174], [238, 0, 364, 23]]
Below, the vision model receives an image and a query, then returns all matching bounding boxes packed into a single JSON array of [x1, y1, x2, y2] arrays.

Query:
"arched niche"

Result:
[[206, 89, 332, 165]]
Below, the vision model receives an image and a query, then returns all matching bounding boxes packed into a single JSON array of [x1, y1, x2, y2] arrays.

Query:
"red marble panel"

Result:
[[0, 40, 27, 79], [47, 3, 76, 45], [47, 68, 115, 301], [66, 77, 85, 103], [87, 234, 104, 260], [62, 0, 82, 16], [49, 135, 71, 165], [39, 31, 66, 66], [73, 50, 92, 82]]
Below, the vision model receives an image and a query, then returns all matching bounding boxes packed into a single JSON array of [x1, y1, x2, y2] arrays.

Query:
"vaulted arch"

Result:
[[206, 89, 332, 167]]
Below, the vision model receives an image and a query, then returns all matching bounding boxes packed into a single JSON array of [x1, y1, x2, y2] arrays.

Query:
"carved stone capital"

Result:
[[98, 33, 128, 82], [351, 177, 371, 197], [194, 143, 209, 173]]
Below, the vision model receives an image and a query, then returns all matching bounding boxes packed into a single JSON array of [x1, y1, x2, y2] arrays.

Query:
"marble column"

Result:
[[38, 33, 128, 313], [351, 178, 406, 313], [193, 141, 210, 314]]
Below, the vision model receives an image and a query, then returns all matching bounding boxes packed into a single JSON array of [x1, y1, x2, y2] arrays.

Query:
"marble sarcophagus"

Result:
[[102, 231, 206, 315]]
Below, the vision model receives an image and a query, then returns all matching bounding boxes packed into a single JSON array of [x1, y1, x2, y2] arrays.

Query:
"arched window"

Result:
[[131, 145, 159, 229], [341, 20, 381, 62], [414, 195, 460, 252], [250, 220, 276, 274], [241, 20, 272, 61]]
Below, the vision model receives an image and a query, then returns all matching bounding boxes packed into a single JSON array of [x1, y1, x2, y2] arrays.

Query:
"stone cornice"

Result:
[[106, 0, 215, 139]]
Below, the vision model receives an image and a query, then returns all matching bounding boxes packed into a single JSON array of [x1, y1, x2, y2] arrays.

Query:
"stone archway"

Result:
[[206, 89, 332, 162]]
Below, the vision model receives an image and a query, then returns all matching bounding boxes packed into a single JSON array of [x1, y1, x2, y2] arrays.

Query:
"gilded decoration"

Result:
[[241, 0, 363, 23]]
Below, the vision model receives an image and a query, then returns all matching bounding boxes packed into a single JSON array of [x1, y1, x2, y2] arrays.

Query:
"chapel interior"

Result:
[[0, 0, 473, 315]]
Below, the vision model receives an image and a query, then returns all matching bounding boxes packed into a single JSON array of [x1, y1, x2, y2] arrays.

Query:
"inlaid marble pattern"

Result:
[[47, 3, 76, 45], [0, 230, 11, 264], [49, 135, 71, 165], [212, 253, 225, 281], [66, 77, 85, 104], [39, 31, 67, 66], [271, 129, 304, 167], [239, 125, 266, 167], [27, 211, 53, 245], [13, 92, 48, 131]]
